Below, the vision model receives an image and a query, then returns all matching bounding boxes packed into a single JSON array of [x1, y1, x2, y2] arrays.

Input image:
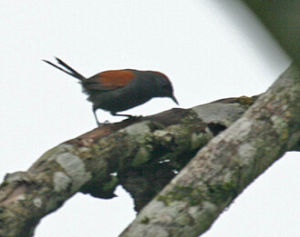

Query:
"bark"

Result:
[[0, 97, 256, 236], [120, 64, 300, 237], [0, 65, 298, 237]]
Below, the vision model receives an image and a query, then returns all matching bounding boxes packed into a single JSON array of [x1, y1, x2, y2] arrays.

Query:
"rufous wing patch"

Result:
[[85, 70, 135, 91]]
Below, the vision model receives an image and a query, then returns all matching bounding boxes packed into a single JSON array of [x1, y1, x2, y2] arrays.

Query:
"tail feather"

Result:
[[43, 57, 86, 80]]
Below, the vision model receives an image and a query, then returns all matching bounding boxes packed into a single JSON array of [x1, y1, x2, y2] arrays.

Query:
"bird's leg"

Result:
[[111, 112, 133, 118], [93, 108, 101, 126]]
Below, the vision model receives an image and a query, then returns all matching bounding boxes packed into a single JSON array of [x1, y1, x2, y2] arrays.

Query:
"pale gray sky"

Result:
[[1, 1, 297, 236]]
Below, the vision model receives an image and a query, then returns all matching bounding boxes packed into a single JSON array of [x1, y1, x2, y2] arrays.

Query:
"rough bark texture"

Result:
[[0, 64, 298, 237], [0, 94, 257, 236], [120, 64, 300, 237]]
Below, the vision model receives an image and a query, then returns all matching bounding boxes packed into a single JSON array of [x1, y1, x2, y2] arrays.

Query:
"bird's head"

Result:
[[150, 71, 179, 105]]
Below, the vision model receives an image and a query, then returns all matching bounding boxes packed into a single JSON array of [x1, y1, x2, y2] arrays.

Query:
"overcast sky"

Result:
[[1, 1, 298, 236]]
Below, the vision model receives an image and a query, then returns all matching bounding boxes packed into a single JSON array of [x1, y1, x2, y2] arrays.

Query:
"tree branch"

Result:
[[120, 64, 300, 237], [241, 0, 300, 65], [0, 97, 256, 236], [0, 65, 298, 237]]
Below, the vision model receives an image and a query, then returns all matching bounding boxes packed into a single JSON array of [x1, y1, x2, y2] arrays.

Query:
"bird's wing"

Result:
[[83, 70, 135, 91]]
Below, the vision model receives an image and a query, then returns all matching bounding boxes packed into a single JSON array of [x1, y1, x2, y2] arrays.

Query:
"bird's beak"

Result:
[[171, 95, 179, 105]]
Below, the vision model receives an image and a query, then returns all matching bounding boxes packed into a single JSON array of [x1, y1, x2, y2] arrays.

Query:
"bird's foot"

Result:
[[125, 115, 143, 121], [96, 120, 111, 127]]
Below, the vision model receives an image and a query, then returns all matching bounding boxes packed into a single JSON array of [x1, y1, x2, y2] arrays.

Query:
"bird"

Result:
[[43, 57, 178, 125]]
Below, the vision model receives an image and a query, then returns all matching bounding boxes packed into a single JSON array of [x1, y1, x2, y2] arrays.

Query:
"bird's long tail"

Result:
[[43, 57, 86, 80]]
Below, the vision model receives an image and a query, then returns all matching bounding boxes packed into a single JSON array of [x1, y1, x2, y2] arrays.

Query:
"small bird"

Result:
[[43, 57, 178, 125]]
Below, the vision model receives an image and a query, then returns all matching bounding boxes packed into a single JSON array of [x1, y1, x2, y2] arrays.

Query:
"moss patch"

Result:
[[206, 181, 238, 205], [157, 185, 205, 207], [140, 216, 150, 224], [238, 96, 256, 107]]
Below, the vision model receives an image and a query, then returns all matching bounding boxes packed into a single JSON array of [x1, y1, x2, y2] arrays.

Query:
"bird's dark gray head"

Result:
[[149, 71, 179, 105]]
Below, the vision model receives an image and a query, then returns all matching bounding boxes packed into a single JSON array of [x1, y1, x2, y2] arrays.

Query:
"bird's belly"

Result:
[[87, 89, 151, 112]]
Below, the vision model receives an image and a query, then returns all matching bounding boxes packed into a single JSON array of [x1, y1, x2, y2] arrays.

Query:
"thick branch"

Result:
[[0, 64, 298, 237], [120, 64, 300, 237], [0, 95, 256, 236]]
